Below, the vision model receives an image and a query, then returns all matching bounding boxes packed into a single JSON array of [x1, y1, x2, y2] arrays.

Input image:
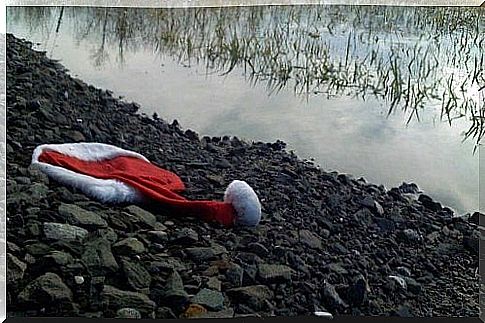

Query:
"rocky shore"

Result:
[[6, 33, 481, 318]]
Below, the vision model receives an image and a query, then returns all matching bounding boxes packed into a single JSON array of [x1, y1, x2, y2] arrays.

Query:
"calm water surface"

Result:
[[7, 7, 482, 214]]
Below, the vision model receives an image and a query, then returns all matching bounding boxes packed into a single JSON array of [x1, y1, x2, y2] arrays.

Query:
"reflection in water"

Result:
[[8, 6, 484, 146], [6, 6, 482, 213]]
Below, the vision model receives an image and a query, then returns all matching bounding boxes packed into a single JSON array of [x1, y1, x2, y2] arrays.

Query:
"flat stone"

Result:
[[121, 259, 152, 291], [59, 203, 108, 229], [258, 264, 294, 283], [299, 229, 323, 249], [7, 253, 27, 286], [43, 222, 88, 242], [101, 285, 156, 317], [112, 238, 146, 255], [192, 288, 225, 311], [82, 238, 119, 275], [18, 272, 73, 310], [227, 285, 274, 311], [124, 205, 157, 228]]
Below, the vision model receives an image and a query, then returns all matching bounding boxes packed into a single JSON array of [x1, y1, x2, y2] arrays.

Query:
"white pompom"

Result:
[[224, 180, 261, 227]]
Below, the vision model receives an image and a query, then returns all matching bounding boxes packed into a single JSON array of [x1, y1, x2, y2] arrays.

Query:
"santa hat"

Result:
[[31, 143, 261, 227]]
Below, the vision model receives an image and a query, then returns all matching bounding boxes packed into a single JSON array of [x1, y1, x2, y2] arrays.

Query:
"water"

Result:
[[7, 6, 483, 214]]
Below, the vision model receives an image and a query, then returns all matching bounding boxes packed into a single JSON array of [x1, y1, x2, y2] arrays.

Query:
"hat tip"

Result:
[[224, 180, 261, 227]]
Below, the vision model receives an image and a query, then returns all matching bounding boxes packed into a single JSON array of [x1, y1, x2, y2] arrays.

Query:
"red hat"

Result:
[[31, 143, 261, 227]]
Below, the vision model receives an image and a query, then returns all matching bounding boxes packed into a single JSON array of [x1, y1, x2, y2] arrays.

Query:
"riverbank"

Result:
[[6, 33, 480, 318]]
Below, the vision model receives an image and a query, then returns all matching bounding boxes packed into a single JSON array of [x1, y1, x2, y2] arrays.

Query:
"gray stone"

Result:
[[124, 205, 157, 228], [101, 285, 156, 317], [258, 264, 294, 283], [59, 203, 108, 229], [299, 230, 323, 249], [113, 238, 146, 255], [43, 222, 88, 242], [82, 238, 119, 275], [227, 285, 274, 311], [18, 272, 73, 310], [116, 308, 142, 319], [41, 251, 74, 267], [162, 271, 189, 305], [192, 288, 225, 310], [7, 253, 27, 286], [121, 259, 152, 291], [170, 228, 199, 245], [185, 247, 217, 263], [205, 277, 222, 291], [322, 282, 348, 310]]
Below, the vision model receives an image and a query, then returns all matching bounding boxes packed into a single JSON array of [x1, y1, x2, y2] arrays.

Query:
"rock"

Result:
[[59, 203, 108, 229], [403, 277, 422, 294], [82, 238, 119, 275], [116, 308, 142, 319], [43, 222, 88, 242], [321, 282, 347, 311], [205, 277, 222, 291], [18, 272, 73, 311], [299, 229, 323, 249], [347, 275, 369, 306], [359, 196, 384, 215], [257, 264, 294, 283], [247, 242, 269, 257], [147, 230, 168, 244], [225, 263, 244, 287], [185, 247, 217, 263], [149, 257, 186, 272], [418, 194, 442, 212], [120, 259, 152, 290], [397, 229, 422, 244], [463, 229, 480, 253], [112, 238, 145, 255], [74, 276, 84, 285], [388, 275, 407, 290], [161, 271, 189, 307], [7, 253, 27, 287], [101, 285, 155, 317], [40, 251, 74, 267], [156, 307, 177, 319], [124, 205, 157, 228], [170, 228, 199, 245], [192, 288, 225, 310], [227, 285, 274, 310]]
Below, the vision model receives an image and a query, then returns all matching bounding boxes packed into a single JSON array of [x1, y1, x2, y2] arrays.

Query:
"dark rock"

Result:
[[170, 228, 199, 245], [192, 288, 225, 310], [7, 253, 27, 287], [116, 308, 142, 319], [258, 264, 294, 283], [299, 229, 323, 249], [101, 285, 156, 318], [321, 282, 348, 311], [124, 205, 157, 229], [18, 272, 74, 312], [112, 238, 145, 255], [227, 285, 274, 310], [160, 271, 189, 307], [185, 247, 217, 263], [418, 194, 442, 212], [120, 259, 152, 291], [82, 238, 119, 275], [43, 222, 88, 242], [59, 203, 108, 229]]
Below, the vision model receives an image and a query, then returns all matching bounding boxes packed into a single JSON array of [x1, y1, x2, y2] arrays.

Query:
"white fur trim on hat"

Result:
[[31, 143, 146, 204], [224, 180, 262, 227]]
